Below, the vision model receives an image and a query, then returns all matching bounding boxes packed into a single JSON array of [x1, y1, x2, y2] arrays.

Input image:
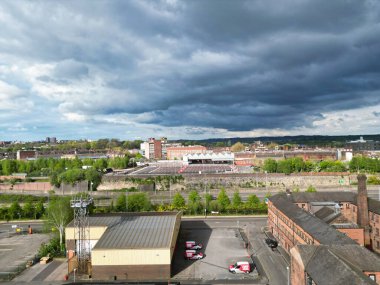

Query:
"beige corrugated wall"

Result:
[[91, 249, 170, 265], [65, 226, 108, 240]]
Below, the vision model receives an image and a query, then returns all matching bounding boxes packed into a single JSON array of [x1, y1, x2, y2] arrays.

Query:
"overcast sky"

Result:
[[1, 0, 380, 141]]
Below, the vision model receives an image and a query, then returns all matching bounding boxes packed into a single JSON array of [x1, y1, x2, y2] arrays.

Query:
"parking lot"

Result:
[[0, 232, 50, 281], [172, 219, 260, 282]]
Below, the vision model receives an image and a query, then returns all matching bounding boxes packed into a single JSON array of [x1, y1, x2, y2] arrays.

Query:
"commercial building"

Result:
[[183, 152, 234, 164], [346, 137, 380, 152], [16, 150, 36, 160], [268, 175, 380, 284], [140, 138, 162, 160], [65, 212, 181, 281], [166, 145, 207, 160]]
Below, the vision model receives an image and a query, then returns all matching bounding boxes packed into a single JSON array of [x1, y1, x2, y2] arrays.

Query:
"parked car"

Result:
[[265, 238, 278, 248], [185, 241, 203, 250], [229, 261, 251, 274], [184, 250, 204, 260]]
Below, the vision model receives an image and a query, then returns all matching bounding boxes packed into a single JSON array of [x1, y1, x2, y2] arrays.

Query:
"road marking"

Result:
[[269, 255, 274, 264], [0, 249, 12, 251]]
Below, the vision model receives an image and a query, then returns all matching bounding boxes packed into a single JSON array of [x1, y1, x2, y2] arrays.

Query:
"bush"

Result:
[[38, 235, 64, 258]]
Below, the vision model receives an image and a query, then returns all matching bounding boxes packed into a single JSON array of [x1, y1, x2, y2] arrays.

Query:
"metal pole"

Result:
[[287, 266, 290, 285]]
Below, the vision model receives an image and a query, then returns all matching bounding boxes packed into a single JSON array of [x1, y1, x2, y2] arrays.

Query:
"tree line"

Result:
[[262, 156, 380, 174], [103, 189, 269, 215]]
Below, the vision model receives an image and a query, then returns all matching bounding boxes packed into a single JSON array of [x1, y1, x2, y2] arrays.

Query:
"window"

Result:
[[302, 204, 305, 208], [377, 241, 380, 249], [376, 228, 379, 237], [353, 206, 356, 213], [369, 274, 376, 281]]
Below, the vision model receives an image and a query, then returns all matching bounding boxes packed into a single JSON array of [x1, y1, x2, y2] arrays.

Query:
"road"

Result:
[[0, 221, 44, 238]]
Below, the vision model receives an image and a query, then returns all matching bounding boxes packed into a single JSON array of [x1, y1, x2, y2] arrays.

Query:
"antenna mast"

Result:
[[70, 191, 93, 274]]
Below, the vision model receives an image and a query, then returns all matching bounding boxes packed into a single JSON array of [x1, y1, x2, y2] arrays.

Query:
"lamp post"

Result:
[[287, 266, 290, 285], [265, 171, 268, 192], [73, 268, 77, 283]]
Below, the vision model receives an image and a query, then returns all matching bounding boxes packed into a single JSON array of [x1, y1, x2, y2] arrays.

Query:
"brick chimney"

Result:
[[357, 174, 370, 246]]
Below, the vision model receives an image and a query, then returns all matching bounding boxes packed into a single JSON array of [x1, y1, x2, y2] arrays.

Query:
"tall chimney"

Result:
[[357, 174, 370, 247]]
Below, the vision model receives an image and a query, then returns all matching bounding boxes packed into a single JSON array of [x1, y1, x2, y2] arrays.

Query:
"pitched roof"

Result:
[[291, 192, 356, 203], [269, 194, 356, 245], [288, 191, 380, 215], [296, 245, 377, 285], [67, 212, 180, 249]]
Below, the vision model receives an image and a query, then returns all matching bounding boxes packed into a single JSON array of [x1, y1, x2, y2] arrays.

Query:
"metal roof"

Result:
[[72, 212, 181, 250]]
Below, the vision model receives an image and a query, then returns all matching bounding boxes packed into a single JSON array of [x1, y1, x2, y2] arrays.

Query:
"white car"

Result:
[[229, 261, 251, 274], [184, 250, 204, 260], [185, 241, 203, 250]]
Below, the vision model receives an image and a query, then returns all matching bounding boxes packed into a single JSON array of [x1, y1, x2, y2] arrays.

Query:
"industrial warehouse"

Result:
[[65, 212, 181, 281]]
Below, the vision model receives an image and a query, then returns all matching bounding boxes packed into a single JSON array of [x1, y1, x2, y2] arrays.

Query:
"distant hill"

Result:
[[172, 134, 380, 147]]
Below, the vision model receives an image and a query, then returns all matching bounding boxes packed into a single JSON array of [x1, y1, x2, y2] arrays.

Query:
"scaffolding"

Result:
[[70, 194, 93, 274]]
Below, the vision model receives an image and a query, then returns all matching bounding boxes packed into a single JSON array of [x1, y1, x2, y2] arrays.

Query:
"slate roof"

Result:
[[296, 245, 377, 285], [289, 191, 380, 215], [269, 194, 356, 245], [314, 206, 336, 221], [291, 192, 356, 203]]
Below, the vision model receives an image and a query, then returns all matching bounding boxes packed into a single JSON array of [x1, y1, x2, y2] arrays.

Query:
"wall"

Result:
[[92, 264, 170, 281], [92, 248, 170, 265], [290, 247, 306, 285], [99, 173, 354, 192], [65, 226, 108, 240], [169, 212, 181, 260], [337, 228, 364, 246]]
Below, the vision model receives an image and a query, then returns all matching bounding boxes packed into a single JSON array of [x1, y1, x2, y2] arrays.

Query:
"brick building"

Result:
[[166, 145, 207, 160], [268, 175, 380, 284], [16, 150, 36, 160]]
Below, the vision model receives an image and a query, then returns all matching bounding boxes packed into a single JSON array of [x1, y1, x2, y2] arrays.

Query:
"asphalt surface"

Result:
[[174, 217, 288, 285], [0, 221, 45, 239]]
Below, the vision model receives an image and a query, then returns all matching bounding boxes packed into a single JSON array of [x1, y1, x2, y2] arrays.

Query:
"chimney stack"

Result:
[[357, 174, 370, 246]]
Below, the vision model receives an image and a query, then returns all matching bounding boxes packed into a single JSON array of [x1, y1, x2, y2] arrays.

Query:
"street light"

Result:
[[287, 266, 290, 285], [73, 268, 77, 283]]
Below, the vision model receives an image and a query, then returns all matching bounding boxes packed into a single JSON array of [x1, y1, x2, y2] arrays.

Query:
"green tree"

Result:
[[45, 196, 73, 250], [115, 193, 126, 212], [263, 159, 277, 173], [246, 194, 260, 209], [172, 193, 186, 209], [23, 202, 35, 219], [230, 142, 245, 152], [188, 190, 201, 204], [35, 201, 45, 219], [85, 168, 102, 190], [126, 193, 151, 212], [8, 202, 22, 219], [232, 191, 242, 207], [217, 189, 230, 212], [306, 185, 317, 192]]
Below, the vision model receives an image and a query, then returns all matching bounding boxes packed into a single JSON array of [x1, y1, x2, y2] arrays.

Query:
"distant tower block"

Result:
[[357, 174, 370, 247]]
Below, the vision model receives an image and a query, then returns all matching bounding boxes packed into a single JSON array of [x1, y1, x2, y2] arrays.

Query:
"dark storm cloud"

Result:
[[1, 0, 380, 137]]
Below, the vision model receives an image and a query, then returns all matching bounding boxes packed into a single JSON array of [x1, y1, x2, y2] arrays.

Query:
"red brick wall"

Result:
[[337, 228, 364, 246], [92, 264, 170, 280], [290, 248, 306, 285]]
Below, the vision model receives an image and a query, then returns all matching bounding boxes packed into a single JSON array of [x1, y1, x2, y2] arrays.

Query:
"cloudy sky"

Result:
[[1, 0, 380, 141]]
